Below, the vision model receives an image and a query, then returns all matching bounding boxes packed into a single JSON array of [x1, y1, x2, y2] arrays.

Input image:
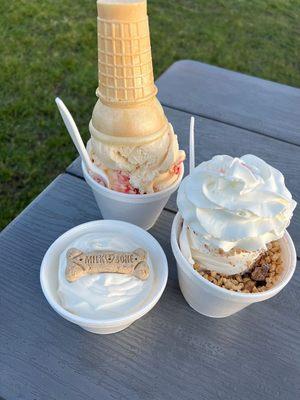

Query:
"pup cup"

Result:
[[171, 155, 297, 317], [40, 220, 168, 334]]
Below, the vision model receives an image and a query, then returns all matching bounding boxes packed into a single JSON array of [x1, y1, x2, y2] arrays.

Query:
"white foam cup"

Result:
[[82, 161, 184, 230], [40, 220, 168, 334], [171, 213, 297, 318]]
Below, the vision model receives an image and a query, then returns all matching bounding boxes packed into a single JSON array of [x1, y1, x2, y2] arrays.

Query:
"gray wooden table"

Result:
[[1, 61, 300, 400]]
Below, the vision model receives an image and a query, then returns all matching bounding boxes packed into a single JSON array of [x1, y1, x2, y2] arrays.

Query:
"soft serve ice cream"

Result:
[[58, 232, 153, 319], [177, 155, 296, 276], [88, 124, 184, 194]]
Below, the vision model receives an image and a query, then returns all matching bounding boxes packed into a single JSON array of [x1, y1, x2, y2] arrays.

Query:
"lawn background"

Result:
[[1, 0, 300, 229]]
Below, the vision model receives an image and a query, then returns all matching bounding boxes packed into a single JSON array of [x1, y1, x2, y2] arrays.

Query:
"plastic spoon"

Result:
[[189, 116, 195, 173], [55, 97, 110, 188]]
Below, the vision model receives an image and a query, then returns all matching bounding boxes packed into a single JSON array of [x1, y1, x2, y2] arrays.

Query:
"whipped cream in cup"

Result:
[[58, 232, 154, 320], [177, 154, 296, 275], [40, 220, 168, 333]]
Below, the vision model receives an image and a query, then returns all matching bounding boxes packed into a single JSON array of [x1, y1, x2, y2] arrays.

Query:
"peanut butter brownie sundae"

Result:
[[177, 154, 296, 293]]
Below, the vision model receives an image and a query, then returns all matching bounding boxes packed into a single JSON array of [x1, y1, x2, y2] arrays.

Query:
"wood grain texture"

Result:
[[1, 174, 299, 400], [67, 107, 300, 253], [156, 61, 300, 145]]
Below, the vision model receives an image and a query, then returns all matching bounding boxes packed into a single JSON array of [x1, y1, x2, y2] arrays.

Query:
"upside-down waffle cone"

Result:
[[97, 0, 156, 105], [90, 0, 169, 144]]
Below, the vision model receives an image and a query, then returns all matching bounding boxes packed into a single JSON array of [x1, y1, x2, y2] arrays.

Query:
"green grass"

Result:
[[1, 0, 300, 229]]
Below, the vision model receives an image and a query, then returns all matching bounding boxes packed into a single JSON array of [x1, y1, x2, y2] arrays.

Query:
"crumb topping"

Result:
[[194, 241, 283, 293]]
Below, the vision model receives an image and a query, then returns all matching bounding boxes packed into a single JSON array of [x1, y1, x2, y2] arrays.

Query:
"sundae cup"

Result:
[[83, 0, 185, 228], [171, 155, 297, 317]]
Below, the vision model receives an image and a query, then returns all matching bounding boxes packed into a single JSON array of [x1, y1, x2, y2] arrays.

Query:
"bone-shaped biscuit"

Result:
[[65, 247, 150, 282]]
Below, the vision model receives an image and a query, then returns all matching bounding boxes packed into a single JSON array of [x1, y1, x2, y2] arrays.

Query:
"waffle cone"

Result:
[[97, 0, 156, 105], [90, 0, 168, 143]]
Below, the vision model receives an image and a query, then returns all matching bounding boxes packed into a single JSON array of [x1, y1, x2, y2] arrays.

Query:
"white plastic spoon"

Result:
[[55, 97, 110, 188], [189, 116, 195, 173]]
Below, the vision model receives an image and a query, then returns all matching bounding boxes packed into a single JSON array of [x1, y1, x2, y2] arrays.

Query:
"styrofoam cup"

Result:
[[82, 161, 184, 230], [171, 213, 297, 318], [40, 220, 168, 334]]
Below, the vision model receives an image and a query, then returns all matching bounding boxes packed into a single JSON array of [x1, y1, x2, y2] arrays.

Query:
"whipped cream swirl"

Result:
[[178, 155, 296, 253]]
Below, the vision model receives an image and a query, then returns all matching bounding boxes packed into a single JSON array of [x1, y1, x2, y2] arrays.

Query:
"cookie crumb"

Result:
[[194, 240, 282, 294]]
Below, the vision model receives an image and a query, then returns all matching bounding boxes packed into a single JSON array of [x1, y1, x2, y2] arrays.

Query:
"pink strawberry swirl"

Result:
[[90, 158, 184, 194]]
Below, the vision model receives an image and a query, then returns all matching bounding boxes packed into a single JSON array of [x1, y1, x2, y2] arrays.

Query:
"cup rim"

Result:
[[82, 160, 184, 201], [40, 220, 168, 327], [171, 212, 297, 299]]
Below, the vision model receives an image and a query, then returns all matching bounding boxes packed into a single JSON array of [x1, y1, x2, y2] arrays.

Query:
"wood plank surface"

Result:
[[156, 61, 300, 146], [67, 107, 300, 253], [1, 173, 299, 400]]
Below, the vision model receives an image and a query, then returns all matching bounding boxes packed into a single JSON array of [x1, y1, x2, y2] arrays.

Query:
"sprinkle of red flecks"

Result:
[[171, 160, 183, 175], [92, 160, 184, 195], [241, 162, 253, 172]]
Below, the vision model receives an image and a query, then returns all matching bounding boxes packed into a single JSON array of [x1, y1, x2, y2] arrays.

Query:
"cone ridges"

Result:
[[91, 1, 168, 143], [97, 13, 157, 105]]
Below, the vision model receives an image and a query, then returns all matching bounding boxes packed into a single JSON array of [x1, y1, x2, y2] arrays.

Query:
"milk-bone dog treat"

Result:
[[66, 248, 150, 282]]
